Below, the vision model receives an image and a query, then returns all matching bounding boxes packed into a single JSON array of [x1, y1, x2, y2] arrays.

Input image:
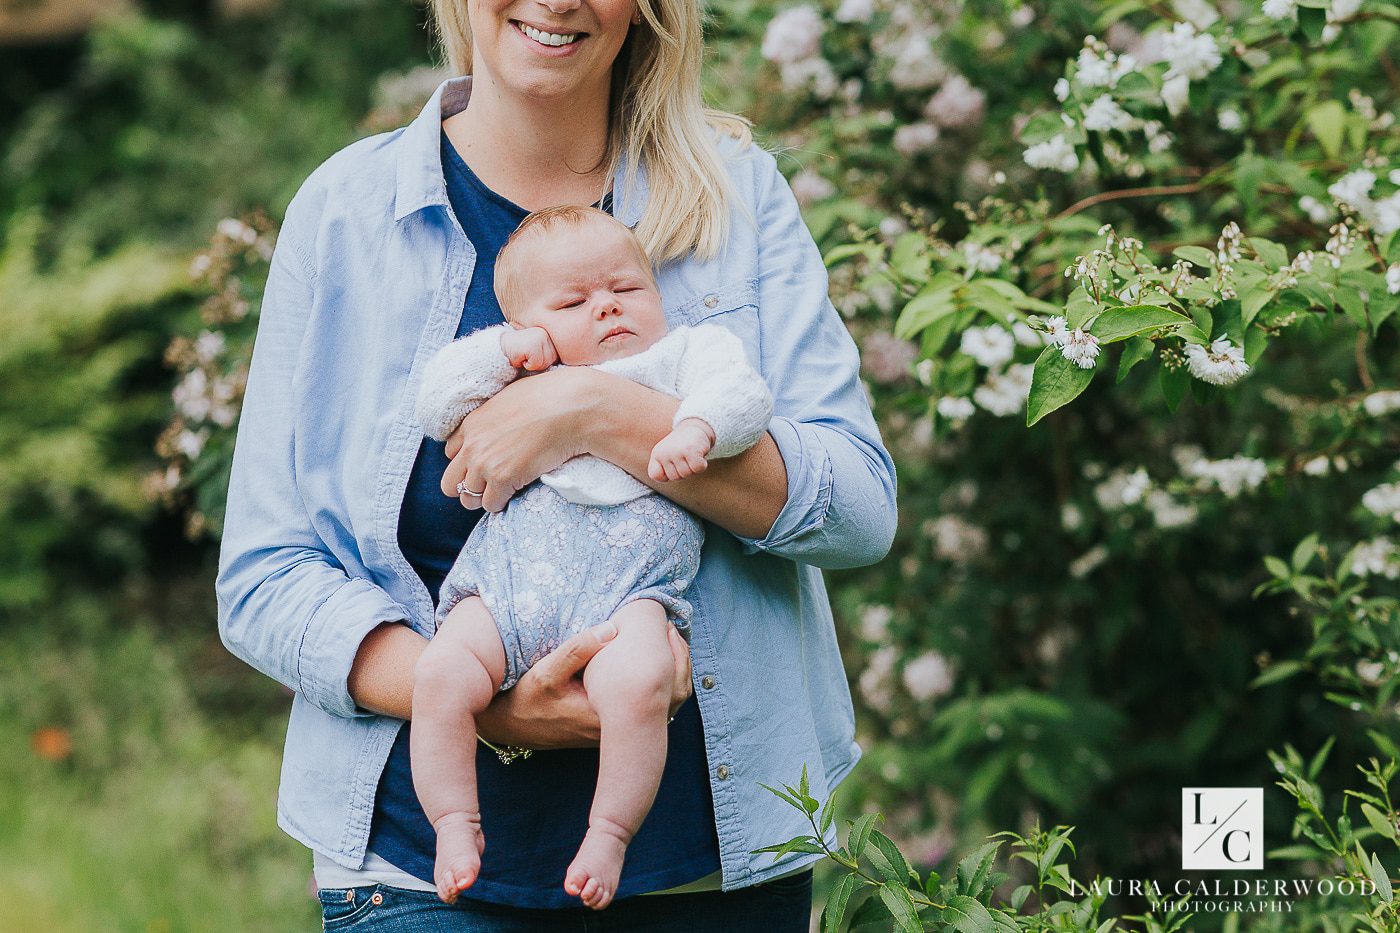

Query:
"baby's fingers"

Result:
[[685, 452, 709, 474], [647, 454, 668, 482]]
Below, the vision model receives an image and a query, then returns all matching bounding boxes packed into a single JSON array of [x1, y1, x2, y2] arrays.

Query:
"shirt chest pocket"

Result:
[[667, 279, 762, 373]]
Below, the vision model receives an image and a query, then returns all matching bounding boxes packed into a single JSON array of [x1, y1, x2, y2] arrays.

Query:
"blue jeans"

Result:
[[316, 871, 813, 931]]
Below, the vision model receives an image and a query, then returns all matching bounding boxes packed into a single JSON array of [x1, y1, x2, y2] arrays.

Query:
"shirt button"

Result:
[[701, 675, 716, 690], [703, 294, 719, 308], [716, 765, 730, 780]]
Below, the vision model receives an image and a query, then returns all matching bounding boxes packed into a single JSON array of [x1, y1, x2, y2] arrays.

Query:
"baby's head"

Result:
[[494, 205, 668, 366]]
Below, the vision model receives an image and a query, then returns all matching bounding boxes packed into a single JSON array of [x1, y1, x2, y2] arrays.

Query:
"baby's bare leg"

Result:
[[410, 596, 507, 905], [564, 599, 675, 910]]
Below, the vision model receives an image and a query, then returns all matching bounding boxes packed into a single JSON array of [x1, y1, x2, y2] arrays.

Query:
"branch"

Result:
[[1049, 182, 1208, 224]]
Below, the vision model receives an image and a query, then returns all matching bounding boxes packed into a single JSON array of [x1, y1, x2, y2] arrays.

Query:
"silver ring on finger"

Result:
[[456, 480, 484, 497]]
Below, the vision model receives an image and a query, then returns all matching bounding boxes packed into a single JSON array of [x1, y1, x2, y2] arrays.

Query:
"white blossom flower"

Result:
[[780, 56, 839, 98], [886, 34, 948, 90], [1217, 108, 1243, 131], [1145, 488, 1198, 528], [1094, 467, 1151, 509], [925, 514, 989, 562], [1329, 0, 1362, 20], [1176, 0, 1220, 29], [1061, 328, 1101, 368], [1352, 538, 1400, 579], [894, 121, 941, 155], [859, 646, 898, 713], [915, 358, 934, 386], [1183, 338, 1250, 385], [1069, 544, 1109, 578], [1083, 95, 1135, 132], [1012, 321, 1045, 347], [1363, 482, 1400, 522], [1160, 22, 1223, 81], [925, 74, 987, 128], [879, 216, 909, 240], [1356, 659, 1387, 684], [174, 429, 208, 460], [1023, 134, 1079, 173], [860, 332, 917, 383], [1061, 502, 1084, 530], [1010, 5, 1036, 26], [1302, 455, 1331, 476], [834, 0, 875, 24], [858, 604, 893, 640], [1387, 264, 1400, 295], [1365, 390, 1400, 416], [762, 6, 824, 64], [790, 170, 835, 206], [972, 365, 1033, 416], [962, 242, 1003, 274], [1262, 0, 1297, 18], [937, 395, 976, 421], [216, 218, 257, 245], [1299, 195, 1333, 224], [1371, 192, 1400, 236], [960, 325, 1016, 368], [173, 369, 211, 421], [902, 651, 955, 701], [1329, 169, 1376, 208], [1161, 73, 1191, 115], [1184, 455, 1268, 497], [1043, 315, 1069, 346], [193, 330, 226, 364], [1054, 78, 1071, 101]]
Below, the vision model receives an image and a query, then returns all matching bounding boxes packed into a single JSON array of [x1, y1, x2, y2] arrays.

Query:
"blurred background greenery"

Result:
[[2, 0, 1397, 930]]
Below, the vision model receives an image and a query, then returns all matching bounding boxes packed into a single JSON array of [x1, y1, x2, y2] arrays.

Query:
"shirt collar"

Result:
[[394, 75, 648, 229]]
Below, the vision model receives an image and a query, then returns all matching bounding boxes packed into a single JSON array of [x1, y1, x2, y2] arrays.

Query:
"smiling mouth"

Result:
[[511, 20, 587, 48]]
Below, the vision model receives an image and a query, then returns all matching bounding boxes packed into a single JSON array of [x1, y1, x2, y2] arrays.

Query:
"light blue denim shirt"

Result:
[[215, 76, 897, 890]]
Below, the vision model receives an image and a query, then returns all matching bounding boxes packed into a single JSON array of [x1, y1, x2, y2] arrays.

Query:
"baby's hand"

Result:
[[500, 326, 559, 372], [648, 418, 716, 482]]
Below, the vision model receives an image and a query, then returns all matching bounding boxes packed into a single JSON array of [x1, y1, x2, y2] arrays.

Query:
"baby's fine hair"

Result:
[[494, 205, 656, 321]]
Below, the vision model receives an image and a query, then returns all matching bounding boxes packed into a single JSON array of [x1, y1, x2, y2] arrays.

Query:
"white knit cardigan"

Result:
[[413, 322, 774, 506]]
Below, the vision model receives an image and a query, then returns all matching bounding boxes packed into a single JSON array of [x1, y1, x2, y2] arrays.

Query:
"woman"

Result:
[[215, 0, 897, 927]]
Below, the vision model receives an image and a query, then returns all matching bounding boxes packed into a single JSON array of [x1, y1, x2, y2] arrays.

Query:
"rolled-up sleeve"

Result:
[[215, 185, 412, 719], [732, 150, 898, 570]]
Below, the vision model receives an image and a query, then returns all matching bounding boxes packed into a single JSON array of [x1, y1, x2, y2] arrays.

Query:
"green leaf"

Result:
[[1298, 6, 1327, 42], [1335, 287, 1368, 329], [1160, 364, 1189, 413], [822, 874, 858, 933], [877, 883, 923, 933], [1264, 555, 1292, 579], [1306, 100, 1347, 160], [1090, 304, 1190, 344], [824, 242, 879, 268], [1011, 884, 1033, 911], [1249, 238, 1289, 268], [1027, 346, 1096, 426], [867, 831, 918, 886], [894, 282, 958, 340], [1116, 335, 1154, 384], [1249, 660, 1305, 689], [1361, 804, 1397, 841], [820, 797, 836, 836], [1244, 325, 1268, 365], [1369, 851, 1393, 903], [943, 894, 998, 933], [848, 812, 881, 860], [957, 842, 1001, 898], [1291, 533, 1319, 573], [847, 889, 894, 930], [1173, 245, 1217, 270]]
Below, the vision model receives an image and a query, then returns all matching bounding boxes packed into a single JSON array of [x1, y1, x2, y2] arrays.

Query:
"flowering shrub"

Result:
[[726, 0, 1400, 920]]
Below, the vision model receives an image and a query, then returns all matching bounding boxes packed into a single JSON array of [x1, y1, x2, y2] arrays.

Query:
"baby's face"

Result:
[[507, 220, 668, 366]]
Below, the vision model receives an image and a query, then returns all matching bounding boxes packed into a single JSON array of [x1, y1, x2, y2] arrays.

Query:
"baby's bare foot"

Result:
[[432, 810, 485, 905], [564, 823, 629, 910]]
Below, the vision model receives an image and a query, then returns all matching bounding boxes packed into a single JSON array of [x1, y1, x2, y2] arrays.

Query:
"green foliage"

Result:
[[0, 210, 192, 610]]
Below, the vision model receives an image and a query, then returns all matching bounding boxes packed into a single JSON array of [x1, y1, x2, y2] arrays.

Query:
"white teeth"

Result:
[[520, 23, 578, 46]]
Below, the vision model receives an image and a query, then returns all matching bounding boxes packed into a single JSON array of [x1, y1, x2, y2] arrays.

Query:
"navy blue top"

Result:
[[367, 130, 721, 909]]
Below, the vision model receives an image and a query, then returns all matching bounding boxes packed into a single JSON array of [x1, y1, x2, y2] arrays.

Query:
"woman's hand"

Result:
[[475, 621, 694, 750], [442, 367, 601, 513]]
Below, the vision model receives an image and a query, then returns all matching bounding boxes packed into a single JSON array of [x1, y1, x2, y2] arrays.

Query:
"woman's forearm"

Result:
[[347, 622, 426, 720], [581, 372, 788, 539]]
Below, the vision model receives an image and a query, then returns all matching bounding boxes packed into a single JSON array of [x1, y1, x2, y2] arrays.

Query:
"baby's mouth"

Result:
[[601, 327, 634, 343]]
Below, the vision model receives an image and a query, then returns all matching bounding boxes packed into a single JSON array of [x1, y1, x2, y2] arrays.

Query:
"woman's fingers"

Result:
[[534, 621, 619, 686], [666, 625, 693, 717]]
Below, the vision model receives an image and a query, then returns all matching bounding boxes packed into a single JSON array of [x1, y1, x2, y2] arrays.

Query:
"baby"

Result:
[[410, 204, 773, 910]]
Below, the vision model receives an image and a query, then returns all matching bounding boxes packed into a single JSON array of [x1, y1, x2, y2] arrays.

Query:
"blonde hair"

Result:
[[429, 0, 753, 265], [494, 205, 655, 320]]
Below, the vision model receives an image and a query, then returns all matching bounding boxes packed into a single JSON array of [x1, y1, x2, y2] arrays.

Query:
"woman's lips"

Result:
[[510, 20, 586, 56]]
